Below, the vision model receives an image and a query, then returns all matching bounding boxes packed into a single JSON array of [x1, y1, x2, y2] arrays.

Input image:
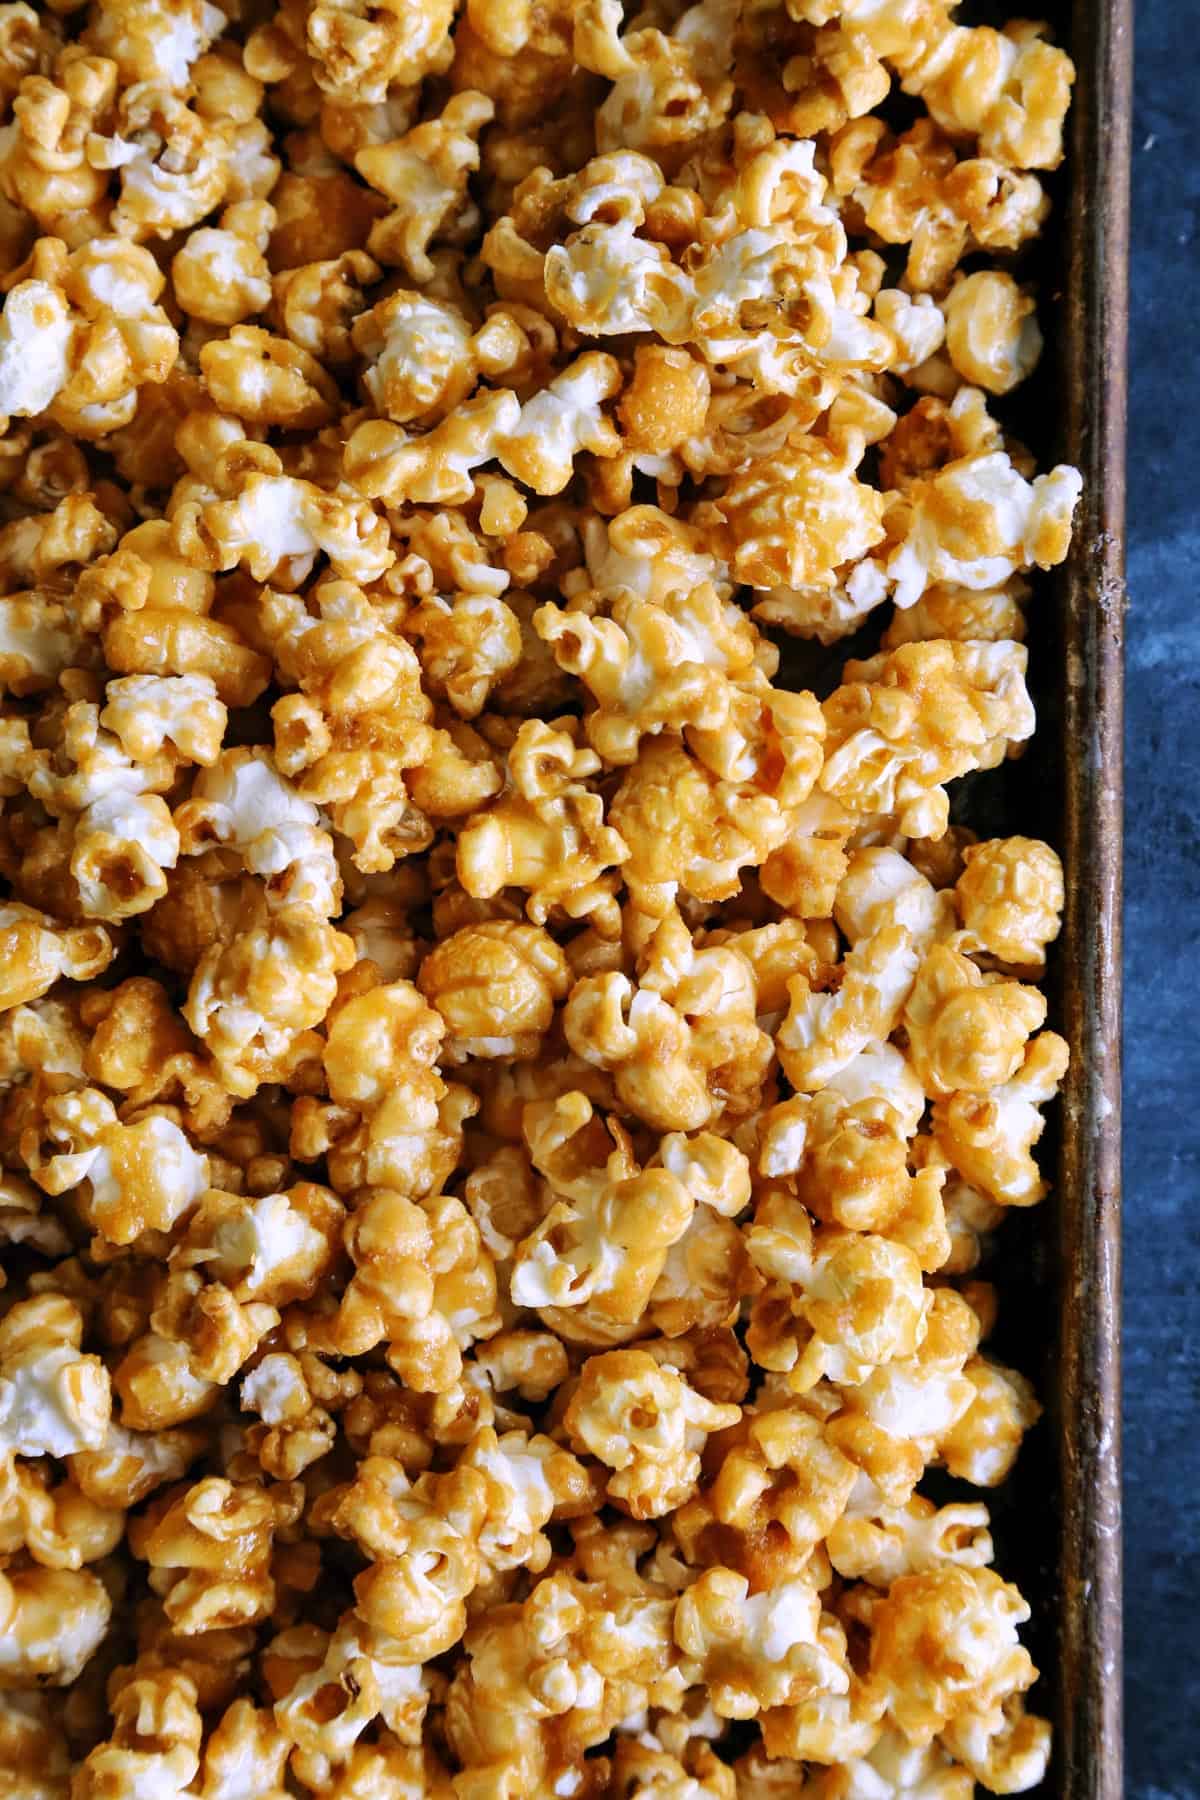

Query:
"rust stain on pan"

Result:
[[1056, 0, 1129, 1792]]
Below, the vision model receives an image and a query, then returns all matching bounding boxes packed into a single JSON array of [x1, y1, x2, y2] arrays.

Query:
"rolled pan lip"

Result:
[[1056, 0, 1130, 1792]]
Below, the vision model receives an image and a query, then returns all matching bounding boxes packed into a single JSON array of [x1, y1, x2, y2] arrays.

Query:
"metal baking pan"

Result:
[[1052, 0, 1128, 1791], [1028, 1, 1129, 1792], [904, 4, 1128, 1795]]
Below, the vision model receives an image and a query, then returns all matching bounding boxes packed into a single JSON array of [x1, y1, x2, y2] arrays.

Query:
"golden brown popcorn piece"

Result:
[[747, 1223, 931, 1395], [564, 910, 772, 1132], [172, 201, 275, 327], [903, 943, 1047, 1099], [953, 835, 1064, 973], [889, 16, 1074, 171], [69, 1420, 207, 1511], [535, 581, 760, 766], [820, 639, 1037, 840], [175, 1181, 343, 1309], [932, 1028, 1069, 1208], [936, 1355, 1041, 1488], [299, 1186, 494, 1392], [192, 1698, 293, 1800], [676, 1403, 860, 1590], [0, 901, 111, 1013], [200, 325, 341, 430], [27, 1086, 209, 1247], [315, 978, 484, 1204], [176, 447, 394, 589], [184, 894, 355, 1098], [714, 438, 887, 593], [511, 1089, 694, 1331], [868, 1564, 1046, 1756], [109, 86, 232, 242], [419, 919, 569, 1060], [0, 1293, 110, 1459], [836, 115, 1045, 284], [0, 236, 178, 438], [453, 0, 578, 129], [826, 1490, 994, 1590], [676, 1565, 851, 1719], [251, 582, 437, 872], [458, 717, 629, 932], [356, 90, 495, 281], [304, 0, 455, 102], [353, 287, 480, 424], [444, 1569, 681, 1795], [269, 158, 390, 269], [0, 56, 117, 245], [128, 1476, 301, 1634], [0, 1565, 112, 1688], [609, 724, 819, 919], [873, 447, 1081, 614], [564, 1349, 740, 1519], [405, 591, 523, 719]]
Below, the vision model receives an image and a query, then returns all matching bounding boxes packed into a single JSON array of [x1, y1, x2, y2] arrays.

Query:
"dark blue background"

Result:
[[1125, 1, 1200, 1790]]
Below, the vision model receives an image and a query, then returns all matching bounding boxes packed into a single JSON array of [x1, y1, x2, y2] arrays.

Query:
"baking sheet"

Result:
[[1052, 0, 1128, 1791]]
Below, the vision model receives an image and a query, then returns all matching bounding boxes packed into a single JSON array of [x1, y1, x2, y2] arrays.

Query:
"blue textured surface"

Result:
[[1125, 3, 1200, 1792]]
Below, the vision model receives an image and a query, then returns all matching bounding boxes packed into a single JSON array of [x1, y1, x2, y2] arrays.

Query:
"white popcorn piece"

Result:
[[0, 282, 74, 419], [0, 1341, 111, 1458]]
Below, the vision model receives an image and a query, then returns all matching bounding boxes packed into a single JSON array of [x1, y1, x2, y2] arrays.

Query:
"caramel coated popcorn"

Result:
[[0, 0, 1077, 1791]]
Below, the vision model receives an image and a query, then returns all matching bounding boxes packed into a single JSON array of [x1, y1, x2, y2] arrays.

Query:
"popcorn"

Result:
[[29, 1087, 209, 1245], [834, 113, 1052, 296], [535, 581, 760, 766], [906, 942, 1047, 1104], [937, 1356, 1041, 1487], [83, 0, 226, 90], [457, 718, 629, 931], [0, 0, 1075, 1777], [564, 911, 772, 1131], [179, 459, 394, 588], [405, 591, 523, 718], [893, 20, 1074, 170], [354, 288, 479, 424], [0, 237, 178, 436], [869, 1565, 1046, 1748], [0, 902, 112, 1012], [69, 1669, 202, 1795], [943, 271, 1042, 396], [874, 450, 1081, 613], [171, 203, 274, 327], [184, 894, 355, 1096], [200, 325, 341, 430], [305, 0, 455, 101], [419, 920, 569, 1060], [128, 1476, 301, 1634], [564, 1350, 740, 1518], [819, 640, 1037, 839], [0, 1566, 111, 1688], [932, 1030, 1069, 1206], [0, 1295, 110, 1457], [356, 90, 495, 280], [953, 835, 1064, 973], [675, 1568, 849, 1718], [676, 1403, 859, 1587], [512, 1090, 694, 1329], [714, 439, 887, 592], [110, 88, 232, 242]]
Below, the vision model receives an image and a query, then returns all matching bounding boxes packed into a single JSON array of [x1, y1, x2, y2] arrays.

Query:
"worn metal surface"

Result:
[[1054, 0, 1129, 1792]]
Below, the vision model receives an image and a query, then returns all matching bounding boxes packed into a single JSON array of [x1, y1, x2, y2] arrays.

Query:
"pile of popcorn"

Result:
[[0, 0, 1082, 1791]]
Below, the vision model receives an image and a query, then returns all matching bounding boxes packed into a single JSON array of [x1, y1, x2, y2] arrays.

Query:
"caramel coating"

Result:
[[0, 0, 1075, 1790]]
